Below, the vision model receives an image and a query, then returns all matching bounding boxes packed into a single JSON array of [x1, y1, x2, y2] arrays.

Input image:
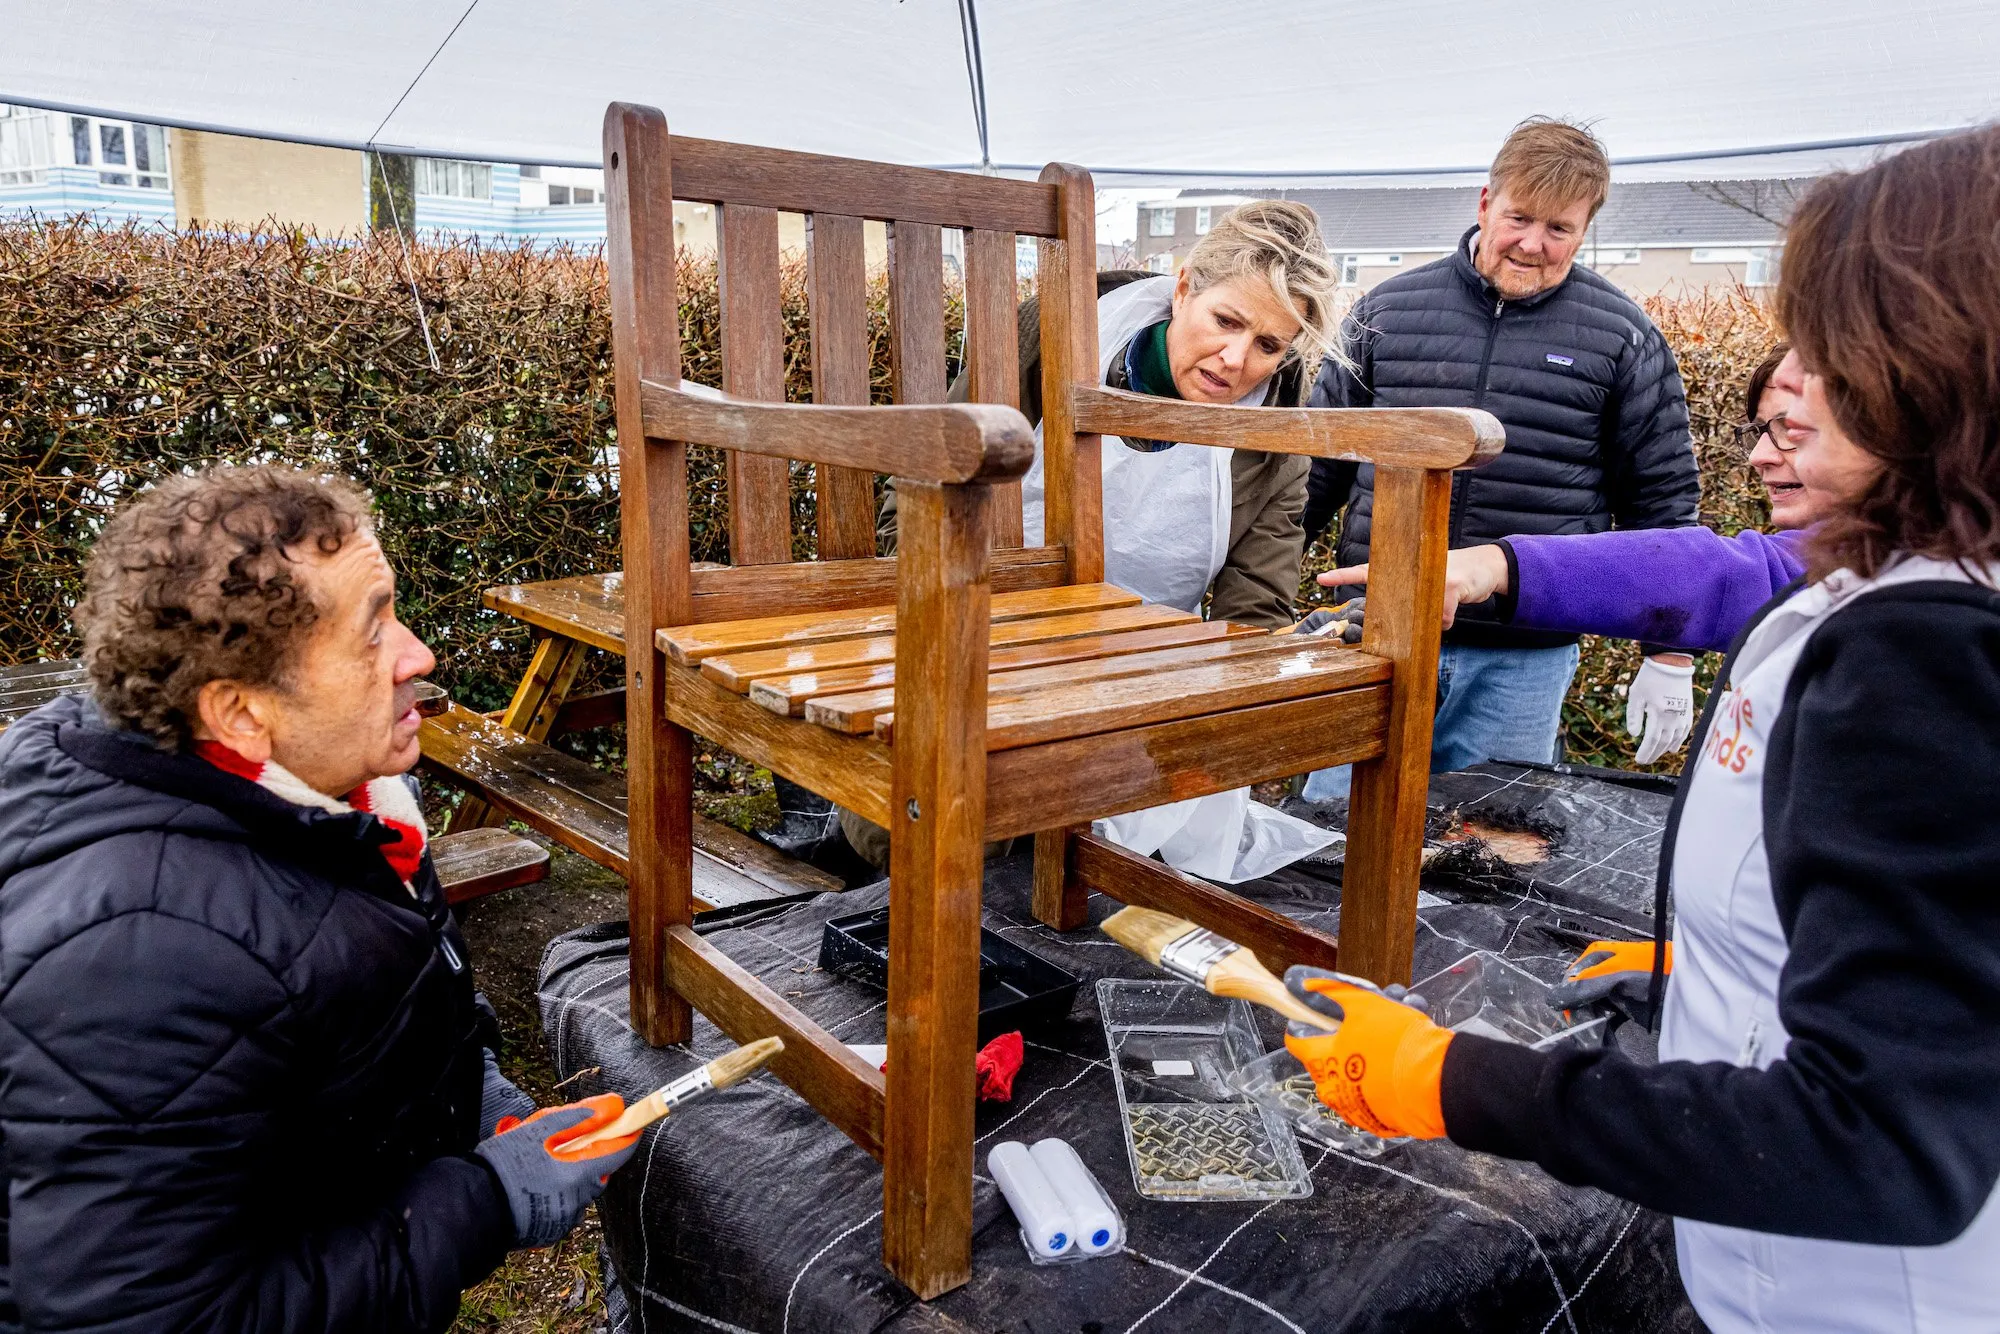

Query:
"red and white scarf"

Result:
[[195, 743, 429, 890]]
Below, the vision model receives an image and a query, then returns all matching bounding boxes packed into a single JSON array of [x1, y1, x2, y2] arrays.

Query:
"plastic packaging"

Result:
[[1414, 951, 1609, 1049], [1097, 978, 1312, 1202], [1030, 1138, 1122, 1253], [986, 1141, 1074, 1259]]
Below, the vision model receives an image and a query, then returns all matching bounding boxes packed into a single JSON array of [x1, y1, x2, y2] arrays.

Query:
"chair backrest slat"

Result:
[[717, 203, 794, 565], [963, 227, 1025, 547], [1034, 164, 1104, 582], [807, 213, 878, 558], [888, 221, 948, 408]]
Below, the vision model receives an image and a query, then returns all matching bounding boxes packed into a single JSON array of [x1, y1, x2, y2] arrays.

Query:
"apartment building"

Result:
[[1132, 180, 1798, 297]]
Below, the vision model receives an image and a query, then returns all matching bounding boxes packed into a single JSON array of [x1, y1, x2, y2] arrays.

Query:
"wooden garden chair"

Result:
[[598, 102, 1501, 1299]]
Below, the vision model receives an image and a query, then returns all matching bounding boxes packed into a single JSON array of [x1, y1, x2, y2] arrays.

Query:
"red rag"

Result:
[[975, 1031, 1024, 1102]]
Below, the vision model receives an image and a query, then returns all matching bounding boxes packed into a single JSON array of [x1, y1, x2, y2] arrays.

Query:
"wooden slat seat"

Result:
[[702, 599, 1208, 693], [659, 581, 1140, 666], [432, 827, 550, 905], [0, 659, 89, 733], [743, 615, 1263, 715], [836, 635, 1390, 747], [419, 702, 840, 910]]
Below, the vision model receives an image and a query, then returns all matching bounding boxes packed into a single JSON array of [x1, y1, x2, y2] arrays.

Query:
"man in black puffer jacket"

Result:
[[1301, 118, 1700, 799], [0, 466, 637, 1332]]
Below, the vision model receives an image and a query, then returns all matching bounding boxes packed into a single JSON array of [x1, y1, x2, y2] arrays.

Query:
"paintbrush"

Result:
[[560, 1036, 785, 1152], [1100, 906, 1341, 1033]]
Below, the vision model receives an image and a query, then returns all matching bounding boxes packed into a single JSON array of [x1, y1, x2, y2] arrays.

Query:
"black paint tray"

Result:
[[819, 907, 1080, 1046]]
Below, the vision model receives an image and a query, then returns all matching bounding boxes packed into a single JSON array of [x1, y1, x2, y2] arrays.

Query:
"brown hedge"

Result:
[[2, 218, 1771, 771]]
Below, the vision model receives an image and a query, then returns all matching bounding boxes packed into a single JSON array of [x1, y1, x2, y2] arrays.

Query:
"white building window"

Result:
[[415, 159, 492, 200], [1334, 254, 1360, 286], [1746, 246, 1782, 287], [0, 106, 56, 185], [1689, 247, 1756, 265], [518, 163, 603, 208], [1194, 206, 1212, 234], [63, 114, 169, 190], [1149, 207, 1176, 237], [1591, 248, 1642, 267], [1147, 252, 1175, 274]]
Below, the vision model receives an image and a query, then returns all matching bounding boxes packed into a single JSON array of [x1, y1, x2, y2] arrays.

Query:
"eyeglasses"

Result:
[[1732, 414, 1799, 453]]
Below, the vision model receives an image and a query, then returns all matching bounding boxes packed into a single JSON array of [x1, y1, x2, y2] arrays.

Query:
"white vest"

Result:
[[1663, 556, 2000, 1334], [1020, 275, 1241, 614]]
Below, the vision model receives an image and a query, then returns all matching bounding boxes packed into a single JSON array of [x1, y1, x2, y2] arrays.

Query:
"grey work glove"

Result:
[[475, 1100, 641, 1248], [1546, 940, 1668, 1027], [1296, 597, 1365, 644], [480, 1047, 537, 1140]]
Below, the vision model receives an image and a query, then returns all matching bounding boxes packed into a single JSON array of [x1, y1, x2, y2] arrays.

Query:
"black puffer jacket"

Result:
[[0, 694, 512, 1333], [1308, 227, 1699, 649]]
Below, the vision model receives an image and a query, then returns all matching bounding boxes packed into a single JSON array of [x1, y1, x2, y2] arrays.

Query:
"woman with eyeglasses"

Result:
[[1283, 124, 2000, 1334], [1316, 342, 1813, 663]]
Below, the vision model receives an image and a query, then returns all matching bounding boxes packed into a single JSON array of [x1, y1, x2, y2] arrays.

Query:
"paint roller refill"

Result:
[[1029, 1138, 1122, 1253], [987, 1141, 1074, 1259]]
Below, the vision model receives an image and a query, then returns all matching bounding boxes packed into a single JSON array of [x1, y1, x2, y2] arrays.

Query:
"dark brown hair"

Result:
[[1777, 126, 2000, 579], [74, 465, 373, 749], [1743, 341, 1791, 421], [1490, 117, 1611, 220]]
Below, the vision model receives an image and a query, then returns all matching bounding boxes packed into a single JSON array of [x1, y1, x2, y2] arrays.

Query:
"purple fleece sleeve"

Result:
[[1505, 526, 1807, 652]]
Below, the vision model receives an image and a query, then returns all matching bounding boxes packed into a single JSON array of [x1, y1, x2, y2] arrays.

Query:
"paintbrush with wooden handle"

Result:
[[561, 1036, 784, 1152], [1100, 906, 1342, 1032]]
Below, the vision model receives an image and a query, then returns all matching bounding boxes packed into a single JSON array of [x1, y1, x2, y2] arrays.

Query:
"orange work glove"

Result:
[[1282, 966, 1454, 1140], [1547, 940, 1672, 1024], [493, 1092, 640, 1163]]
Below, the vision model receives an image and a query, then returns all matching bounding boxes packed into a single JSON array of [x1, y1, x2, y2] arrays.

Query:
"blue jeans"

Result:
[[1302, 641, 1581, 801]]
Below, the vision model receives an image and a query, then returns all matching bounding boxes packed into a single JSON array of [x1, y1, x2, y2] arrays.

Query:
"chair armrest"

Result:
[[1073, 385, 1504, 469], [640, 379, 1034, 483]]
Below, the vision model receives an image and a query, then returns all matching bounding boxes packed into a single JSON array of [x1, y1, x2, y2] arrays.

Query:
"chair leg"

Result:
[[1032, 826, 1088, 930], [1339, 466, 1451, 985], [881, 479, 989, 1300], [629, 717, 695, 1046]]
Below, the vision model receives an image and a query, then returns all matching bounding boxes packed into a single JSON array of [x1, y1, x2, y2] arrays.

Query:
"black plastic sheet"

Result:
[[541, 762, 1693, 1333]]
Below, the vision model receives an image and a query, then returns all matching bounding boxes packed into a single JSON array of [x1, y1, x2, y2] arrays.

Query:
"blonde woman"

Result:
[[1018, 201, 1342, 626]]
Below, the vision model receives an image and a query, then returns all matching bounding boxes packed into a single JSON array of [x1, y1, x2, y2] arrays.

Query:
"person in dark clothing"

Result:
[[1300, 118, 1701, 797], [0, 466, 638, 1333], [1284, 125, 2000, 1334]]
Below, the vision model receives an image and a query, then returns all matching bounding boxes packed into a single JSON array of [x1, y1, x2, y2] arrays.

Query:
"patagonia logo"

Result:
[[1545, 353, 1576, 367]]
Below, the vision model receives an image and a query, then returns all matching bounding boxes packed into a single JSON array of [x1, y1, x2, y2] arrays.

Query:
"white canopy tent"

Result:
[[2, 0, 1997, 186]]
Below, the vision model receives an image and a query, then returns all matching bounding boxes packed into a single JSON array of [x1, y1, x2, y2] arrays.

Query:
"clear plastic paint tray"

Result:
[[1231, 1048, 1398, 1158], [1096, 978, 1312, 1202], [1230, 952, 1604, 1156], [1414, 950, 1609, 1050]]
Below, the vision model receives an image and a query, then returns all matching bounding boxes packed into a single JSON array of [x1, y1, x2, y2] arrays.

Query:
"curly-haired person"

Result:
[[0, 465, 637, 1333]]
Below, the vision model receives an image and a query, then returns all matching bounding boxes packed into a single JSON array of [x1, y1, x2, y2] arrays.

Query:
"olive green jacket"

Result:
[[879, 271, 1312, 631]]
